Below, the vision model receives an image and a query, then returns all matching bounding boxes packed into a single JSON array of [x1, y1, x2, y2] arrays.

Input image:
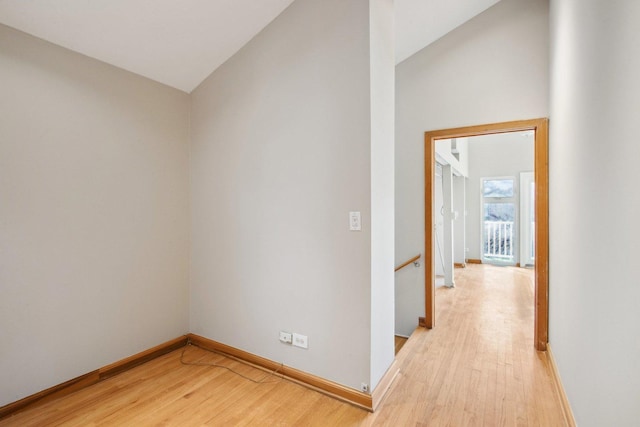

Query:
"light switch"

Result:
[[349, 211, 361, 231]]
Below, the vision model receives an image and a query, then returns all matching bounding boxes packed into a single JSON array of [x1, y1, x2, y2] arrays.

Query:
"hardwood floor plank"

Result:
[[394, 336, 408, 355]]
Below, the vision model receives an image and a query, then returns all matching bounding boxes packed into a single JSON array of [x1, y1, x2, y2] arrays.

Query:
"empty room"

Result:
[[1, 0, 639, 426]]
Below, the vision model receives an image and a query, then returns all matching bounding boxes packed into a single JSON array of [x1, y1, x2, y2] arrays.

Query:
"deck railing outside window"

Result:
[[484, 220, 514, 260]]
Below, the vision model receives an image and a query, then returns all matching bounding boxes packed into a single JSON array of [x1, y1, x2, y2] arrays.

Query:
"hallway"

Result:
[[378, 264, 566, 425]]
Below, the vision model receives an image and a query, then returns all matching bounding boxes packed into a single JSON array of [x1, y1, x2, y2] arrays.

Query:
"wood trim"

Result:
[[534, 118, 550, 351], [394, 254, 421, 272], [547, 345, 577, 427], [0, 335, 188, 420], [99, 335, 189, 379], [418, 317, 427, 328], [187, 333, 373, 411], [371, 360, 399, 411], [0, 370, 100, 420], [425, 118, 549, 350], [424, 135, 435, 329], [454, 263, 466, 268], [424, 119, 546, 139], [466, 258, 482, 264]]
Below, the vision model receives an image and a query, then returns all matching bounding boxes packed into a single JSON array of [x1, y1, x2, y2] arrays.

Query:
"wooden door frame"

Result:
[[424, 118, 549, 351]]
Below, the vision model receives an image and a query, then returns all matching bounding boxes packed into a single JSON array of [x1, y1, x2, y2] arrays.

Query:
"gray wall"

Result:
[[466, 132, 534, 263], [549, 0, 640, 425], [395, 0, 549, 337], [0, 25, 190, 406], [190, 0, 394, 391]]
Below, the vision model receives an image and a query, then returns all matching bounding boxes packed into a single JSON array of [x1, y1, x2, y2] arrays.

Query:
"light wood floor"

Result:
[[0, 264, 567, 426], [394, 335, 408, 355]]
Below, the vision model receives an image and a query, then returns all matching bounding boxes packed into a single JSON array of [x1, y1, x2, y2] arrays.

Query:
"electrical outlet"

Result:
[[361, 383, 369, 392], [279, 331, 292, 344], [292, 333, 308, 349]]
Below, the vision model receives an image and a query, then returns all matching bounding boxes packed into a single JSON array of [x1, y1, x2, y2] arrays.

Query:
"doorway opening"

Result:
[[424, 119, 548, 351]]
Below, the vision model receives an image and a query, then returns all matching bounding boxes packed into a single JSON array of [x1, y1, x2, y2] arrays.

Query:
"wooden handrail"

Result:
[[395, 254, 421, 272]]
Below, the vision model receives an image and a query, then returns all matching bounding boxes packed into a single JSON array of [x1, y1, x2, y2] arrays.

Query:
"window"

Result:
[[482, 177, 516, 264], [483, 178, 514, 198]]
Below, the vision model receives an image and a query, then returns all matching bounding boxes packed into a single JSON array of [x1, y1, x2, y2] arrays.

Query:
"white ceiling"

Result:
[[0, 0, 500, 93]]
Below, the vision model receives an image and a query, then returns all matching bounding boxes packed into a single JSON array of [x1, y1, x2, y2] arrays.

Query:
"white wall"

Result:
[[466, 132, 534, 263], [190, 0, 394, 391], [0, 25, 190, 406], [395, 0, 549, 336], [434, 168, 445, 277], [453, 175, 466, 265], [549, 0, 640, 425], [369, 0, 395, 388]]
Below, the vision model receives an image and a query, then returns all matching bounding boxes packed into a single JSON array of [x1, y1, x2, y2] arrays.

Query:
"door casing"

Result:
[[424, 118, 549, 351]]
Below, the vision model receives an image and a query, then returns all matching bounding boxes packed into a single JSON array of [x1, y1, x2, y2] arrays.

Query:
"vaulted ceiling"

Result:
[[0, 0, 499, 93]]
